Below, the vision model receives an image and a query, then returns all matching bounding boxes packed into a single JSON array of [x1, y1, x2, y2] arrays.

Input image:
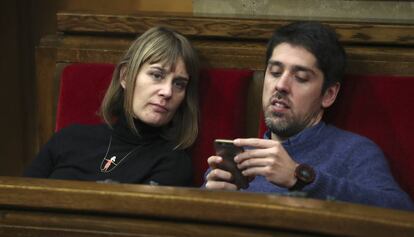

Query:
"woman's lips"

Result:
[[150, 103, 169, 113]]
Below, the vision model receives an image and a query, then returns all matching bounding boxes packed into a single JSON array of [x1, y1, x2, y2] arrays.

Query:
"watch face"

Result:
[[296, 164, 316, 183]]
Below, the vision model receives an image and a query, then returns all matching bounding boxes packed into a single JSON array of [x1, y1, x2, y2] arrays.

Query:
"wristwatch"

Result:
[[289, 163, 316, 191]]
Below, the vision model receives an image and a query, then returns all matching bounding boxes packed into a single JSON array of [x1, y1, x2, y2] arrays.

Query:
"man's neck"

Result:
[[270, 114, 323, 142]]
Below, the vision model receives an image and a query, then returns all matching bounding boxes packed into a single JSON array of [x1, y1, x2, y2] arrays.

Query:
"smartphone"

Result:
[[214, 139, 249, 189]]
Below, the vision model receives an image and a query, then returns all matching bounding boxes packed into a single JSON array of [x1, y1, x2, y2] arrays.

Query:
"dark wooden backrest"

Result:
[[35, 11, 414, 154]]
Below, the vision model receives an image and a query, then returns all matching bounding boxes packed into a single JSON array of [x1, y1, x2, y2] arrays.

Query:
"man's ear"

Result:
[[120, 66, 127, 89], [321, 82, 340, 108]]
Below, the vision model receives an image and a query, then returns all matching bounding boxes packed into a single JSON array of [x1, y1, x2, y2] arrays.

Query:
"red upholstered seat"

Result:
[[258, 74, 414, 199], [56, 64, 253, 186], [192, 69, 252, 185], [56, 64, 114, 130]]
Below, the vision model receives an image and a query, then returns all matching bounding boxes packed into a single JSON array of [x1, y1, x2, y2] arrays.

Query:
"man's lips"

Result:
[[270, 97, 290, 113], [271, 97, 289, 108]]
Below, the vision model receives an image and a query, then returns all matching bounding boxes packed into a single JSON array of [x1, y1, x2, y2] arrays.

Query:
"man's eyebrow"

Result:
[[267, 60, 283, 67], [292, 65, 316, 76], [268, 60, 317, 77]]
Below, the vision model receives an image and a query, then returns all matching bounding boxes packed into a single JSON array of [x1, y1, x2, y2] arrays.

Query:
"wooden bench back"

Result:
[[35, 11, 414, 153]]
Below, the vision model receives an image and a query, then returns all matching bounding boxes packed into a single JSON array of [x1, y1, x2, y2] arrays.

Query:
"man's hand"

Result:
[[234, 138, 298, 188], [204, 156, 238, 190]]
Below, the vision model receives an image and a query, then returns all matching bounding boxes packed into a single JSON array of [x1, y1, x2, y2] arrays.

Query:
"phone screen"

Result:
[[214, 139, 249, 189]]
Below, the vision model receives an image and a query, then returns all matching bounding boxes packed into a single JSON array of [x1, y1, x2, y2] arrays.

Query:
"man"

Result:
[[205, 21, 414, 211]]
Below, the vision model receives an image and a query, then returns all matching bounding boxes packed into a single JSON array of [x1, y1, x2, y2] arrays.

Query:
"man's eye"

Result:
[[295, 73, 309, 82], [295, 76, 307, 82], [270, 71, 282, 78]]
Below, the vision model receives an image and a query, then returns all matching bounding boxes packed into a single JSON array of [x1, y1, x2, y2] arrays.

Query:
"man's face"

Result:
[[262, 43, 337, 140]]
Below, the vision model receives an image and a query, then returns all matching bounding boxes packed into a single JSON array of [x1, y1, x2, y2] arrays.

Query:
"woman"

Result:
[[24, 27, 199, 186]]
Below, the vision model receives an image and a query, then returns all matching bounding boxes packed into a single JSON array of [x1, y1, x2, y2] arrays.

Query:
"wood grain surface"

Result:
[[0, 177, 413, 237], [56, 11, 414, 46]]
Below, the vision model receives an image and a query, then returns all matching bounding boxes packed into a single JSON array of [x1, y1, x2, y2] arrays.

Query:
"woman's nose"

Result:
[[158, 81, 173, 98]]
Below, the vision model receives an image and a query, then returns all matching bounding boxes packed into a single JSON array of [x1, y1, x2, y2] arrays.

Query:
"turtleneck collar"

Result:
[[264, 122, 326, 147], [112, 113, 163, 145]]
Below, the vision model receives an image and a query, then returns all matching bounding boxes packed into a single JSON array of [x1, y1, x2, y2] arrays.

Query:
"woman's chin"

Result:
[[141, 116, 170, 127]]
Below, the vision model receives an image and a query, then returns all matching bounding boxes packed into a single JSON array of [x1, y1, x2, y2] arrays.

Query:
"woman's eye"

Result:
[[174, 81, 188, 90], [150, 71, 164, 80]]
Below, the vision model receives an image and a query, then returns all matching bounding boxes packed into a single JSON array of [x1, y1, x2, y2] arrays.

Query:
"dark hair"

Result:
[[266, 21, 347, 93]]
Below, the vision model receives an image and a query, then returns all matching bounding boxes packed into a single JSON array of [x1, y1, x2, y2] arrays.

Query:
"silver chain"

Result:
[[99, 135, 140, 173]]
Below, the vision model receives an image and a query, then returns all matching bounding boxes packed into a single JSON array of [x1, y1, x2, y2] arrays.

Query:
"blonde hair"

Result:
[[100, 26, 199, 149]]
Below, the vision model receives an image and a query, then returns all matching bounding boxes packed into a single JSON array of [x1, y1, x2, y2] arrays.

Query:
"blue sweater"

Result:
[[242, 122, 414, 211]]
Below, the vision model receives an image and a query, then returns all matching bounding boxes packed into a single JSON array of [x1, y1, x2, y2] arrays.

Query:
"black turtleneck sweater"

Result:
[[24, 117, 192, 186]]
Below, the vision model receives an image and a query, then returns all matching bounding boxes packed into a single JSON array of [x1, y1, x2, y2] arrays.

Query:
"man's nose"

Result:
[[275, 71, 291, 93]]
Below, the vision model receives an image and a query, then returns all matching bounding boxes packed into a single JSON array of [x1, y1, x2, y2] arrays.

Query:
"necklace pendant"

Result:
[[102, 156, 116, 172], [99, 135, 141, 173]]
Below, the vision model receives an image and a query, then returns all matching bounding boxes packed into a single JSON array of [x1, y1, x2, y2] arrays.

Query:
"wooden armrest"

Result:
[[0, 177, 413, 236]]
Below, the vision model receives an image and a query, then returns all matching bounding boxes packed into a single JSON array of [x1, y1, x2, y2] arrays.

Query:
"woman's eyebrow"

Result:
[[149, 65, 166, 71], [174, 75, 189, 81], [149, 64, 189, 80]]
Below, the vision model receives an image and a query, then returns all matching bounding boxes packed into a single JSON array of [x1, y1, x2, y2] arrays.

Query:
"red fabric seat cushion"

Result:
[[192, 69, 253, 185], [56, 64, 253, 186], [258, 74, 414, 199], [56, 64, 114, 130]]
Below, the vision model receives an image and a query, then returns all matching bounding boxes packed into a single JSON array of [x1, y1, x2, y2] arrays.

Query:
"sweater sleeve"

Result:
[[143, 150, 193, 187], [23, 133, 59, 178], [304, 139, 414, 211]]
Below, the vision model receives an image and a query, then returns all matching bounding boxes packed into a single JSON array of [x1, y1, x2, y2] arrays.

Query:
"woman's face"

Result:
[[121, 58, 189, 127]]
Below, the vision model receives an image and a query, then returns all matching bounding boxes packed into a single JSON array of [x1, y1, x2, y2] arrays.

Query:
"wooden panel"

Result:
[[0, 0, 24, 176], [55, 0, 192, 13], [35, 45, 57, 153], [56, 11, 414, 46], [0, 211, 307, 237], [246, 71, 264, 137], [0, 177, 413, 237], [41, 35, 414, 75]]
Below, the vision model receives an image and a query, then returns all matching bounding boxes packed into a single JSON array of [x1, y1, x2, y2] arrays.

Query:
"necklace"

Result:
[[99, 135, 140, 173]]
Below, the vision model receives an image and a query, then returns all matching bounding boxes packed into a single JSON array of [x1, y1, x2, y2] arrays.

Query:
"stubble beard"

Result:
[[264, 89, 323, 139], [264, 109, 307, 139]]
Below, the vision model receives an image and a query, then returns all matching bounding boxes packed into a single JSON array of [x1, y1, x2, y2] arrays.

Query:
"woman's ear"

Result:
[[322, 82, 340, 108], [120, 66, 127, 89]]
